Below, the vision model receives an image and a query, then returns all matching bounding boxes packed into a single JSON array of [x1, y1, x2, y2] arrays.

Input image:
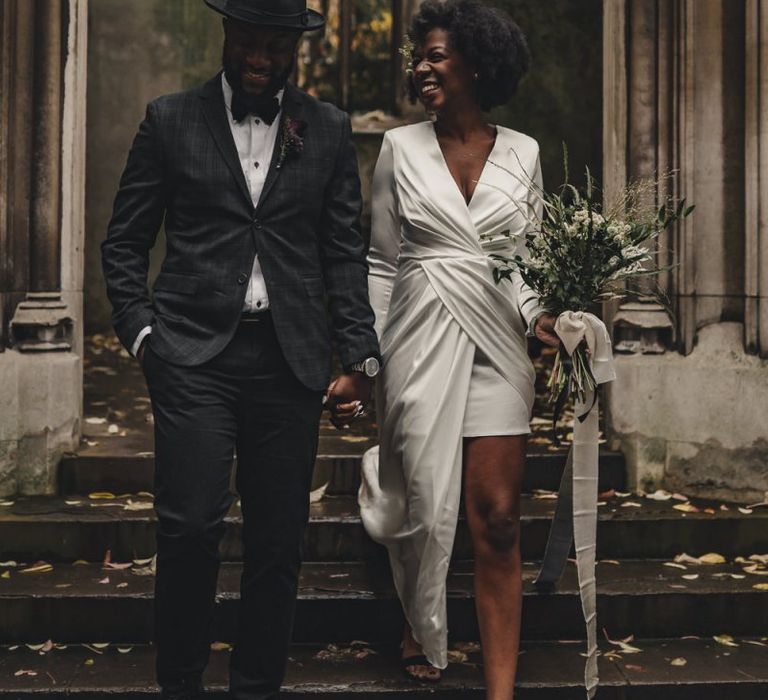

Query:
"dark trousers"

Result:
[[143, 315, 323, 699]]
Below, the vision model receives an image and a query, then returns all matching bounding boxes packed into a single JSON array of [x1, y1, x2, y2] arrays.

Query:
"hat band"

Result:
[[224, 1, 308, 19]]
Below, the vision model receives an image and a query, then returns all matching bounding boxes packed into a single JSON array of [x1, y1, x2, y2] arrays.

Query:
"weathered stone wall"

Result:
[[84, 0, 603, 332], [604, 0, 768, 503]]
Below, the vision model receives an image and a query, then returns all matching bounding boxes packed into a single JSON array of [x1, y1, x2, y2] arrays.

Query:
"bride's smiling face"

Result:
[[412, 28, 476, 113]]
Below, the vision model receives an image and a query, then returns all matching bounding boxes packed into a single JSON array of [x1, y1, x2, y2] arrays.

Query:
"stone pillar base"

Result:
[[0, 349, 81, 497], [607, 322, 768, 505]]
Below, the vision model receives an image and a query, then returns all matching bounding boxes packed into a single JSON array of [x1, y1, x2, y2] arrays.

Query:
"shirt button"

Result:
[[237, 273, 248, 284], [256, 301, 262, 308], [254, 220, 263, 229], [254, 161, 260, 169], [254, 118, 261, 125]]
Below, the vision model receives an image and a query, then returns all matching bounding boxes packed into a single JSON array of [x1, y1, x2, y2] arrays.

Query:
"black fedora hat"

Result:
[[204, 0, 325, 32]]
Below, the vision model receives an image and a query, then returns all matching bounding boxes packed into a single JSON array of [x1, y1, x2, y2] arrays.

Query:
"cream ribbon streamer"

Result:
[[548, 311, 616, 698]]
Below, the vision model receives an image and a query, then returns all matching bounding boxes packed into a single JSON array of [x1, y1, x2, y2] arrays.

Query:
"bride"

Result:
[[355, 1, 560, 696]]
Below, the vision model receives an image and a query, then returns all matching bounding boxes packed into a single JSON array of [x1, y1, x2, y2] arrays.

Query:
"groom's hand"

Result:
[[534, 313, 561, 348], [137, 338, 149, 368], [326, 373, 372, 430]]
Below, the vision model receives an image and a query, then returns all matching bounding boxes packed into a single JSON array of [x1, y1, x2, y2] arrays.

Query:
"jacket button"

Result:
[[253, 219, 263, 229], [237, 273, 248, 284]]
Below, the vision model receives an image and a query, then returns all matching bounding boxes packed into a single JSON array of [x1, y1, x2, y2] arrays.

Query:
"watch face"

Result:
[[363, 357, 380, 377]]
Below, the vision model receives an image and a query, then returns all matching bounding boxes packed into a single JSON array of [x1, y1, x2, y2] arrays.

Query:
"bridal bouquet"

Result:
[[491, 158, 694, 408]]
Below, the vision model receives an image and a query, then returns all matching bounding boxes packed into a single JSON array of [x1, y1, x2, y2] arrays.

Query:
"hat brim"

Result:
[[205, 0, 325, 32]]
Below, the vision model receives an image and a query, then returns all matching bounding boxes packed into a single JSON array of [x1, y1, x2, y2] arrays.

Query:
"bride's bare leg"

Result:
[[463, 435, 527, 700]]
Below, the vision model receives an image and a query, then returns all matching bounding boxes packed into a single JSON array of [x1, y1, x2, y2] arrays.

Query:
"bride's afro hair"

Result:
[[407, 0, 530, 111]]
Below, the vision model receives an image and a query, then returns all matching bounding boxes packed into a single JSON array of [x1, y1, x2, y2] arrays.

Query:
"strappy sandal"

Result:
[[400, 654, 442, 683]]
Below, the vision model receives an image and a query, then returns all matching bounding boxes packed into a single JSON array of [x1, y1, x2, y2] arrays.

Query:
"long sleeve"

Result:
[[512, 151, 546, 333], [101, 101, 165, 352], [367, 132, 402, 339], [318, 113, 381, 369]]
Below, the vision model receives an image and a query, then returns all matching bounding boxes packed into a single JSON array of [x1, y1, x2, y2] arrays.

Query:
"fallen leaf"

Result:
[[614, 491, 632, 498], [0, 500, 15, 507], [20, 562, 53, 574], [26, 644, 46, 651], [671, 493, 689, 501], [645, 489, 673, 501], [64, 500, 82, 506], [674, 503, 700, 513], [599, 560, 621, 565], [744, 639, 768, 646], [621, 501, 643, 508], [340, 436, 370, 443], [713, 635, 739, 648], [682, 574, 699, 580], [98, 576, 110, 584], [711, 572, 746, 580], [753, 583, 768, 590], [664, 562, 687, 570], [625, 664, 646, 672], [117, 647, 133, 654], [107, 424, 119, 434], [14, 670, 38, 677], [123, 500, 153, 511], [116, 582, 129, 588], [1, 571, 9, 579], [309, 482, 329, 504], [84, 659, 95, 666], [743, 565, 768, 576], [447, 650, 469, 664], [670, 657, 687, 666], [85, 417, 107, 425], [739, 507, 754, 515], [0, 561, 17, 567], [704, 508, 717, 514], [210, 642, 232, 651], [132, 557, 154, 566], [73, 560, 89, 566], [88, 492, 116, 500], [54, 583, 72, 589], [698, 553, 726, 565]]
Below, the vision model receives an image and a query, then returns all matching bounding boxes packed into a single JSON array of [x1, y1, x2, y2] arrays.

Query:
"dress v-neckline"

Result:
[[432, 123, 500, 209]]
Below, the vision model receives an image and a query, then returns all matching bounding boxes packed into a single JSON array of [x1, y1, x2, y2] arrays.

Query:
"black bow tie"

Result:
[[231, 90, 281, 125]]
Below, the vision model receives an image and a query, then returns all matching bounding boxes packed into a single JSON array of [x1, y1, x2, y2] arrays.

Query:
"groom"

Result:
[[101, 1, 381, 698]]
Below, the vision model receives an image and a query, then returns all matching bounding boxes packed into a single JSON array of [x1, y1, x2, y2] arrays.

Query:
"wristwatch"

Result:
[[349, 357, 381, 378]]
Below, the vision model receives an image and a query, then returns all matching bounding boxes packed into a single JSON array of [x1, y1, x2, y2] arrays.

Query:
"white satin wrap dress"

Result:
[[358, 122, 545, 669]]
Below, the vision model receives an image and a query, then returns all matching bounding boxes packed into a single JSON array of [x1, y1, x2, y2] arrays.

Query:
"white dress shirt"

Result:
[[132, 74, 283, 356]]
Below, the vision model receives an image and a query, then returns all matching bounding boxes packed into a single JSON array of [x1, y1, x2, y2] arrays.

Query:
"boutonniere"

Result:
[[276, 117, 307, 169]]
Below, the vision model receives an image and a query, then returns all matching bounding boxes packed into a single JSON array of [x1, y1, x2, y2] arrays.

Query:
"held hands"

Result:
[[325, 372, 372, 430], [534, 313, 561, 348]]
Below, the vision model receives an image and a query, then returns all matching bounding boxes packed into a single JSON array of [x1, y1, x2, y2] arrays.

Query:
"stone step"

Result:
[[2, 560, 767, 644], [58, 448, 627, 497], [4, 637, 767, 699], [1, 494, 766, 564]]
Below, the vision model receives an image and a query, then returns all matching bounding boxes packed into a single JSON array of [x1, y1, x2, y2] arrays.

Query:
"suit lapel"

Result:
[[199, 73, 253, 210], [256, 83, 306, 213]]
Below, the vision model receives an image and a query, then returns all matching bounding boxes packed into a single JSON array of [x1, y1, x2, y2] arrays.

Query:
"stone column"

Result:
[[0, 0, 87, 496], [604, 0, 768, 503]]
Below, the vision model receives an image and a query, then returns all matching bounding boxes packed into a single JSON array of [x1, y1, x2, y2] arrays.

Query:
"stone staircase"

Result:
[[0, 336, 766, 698]]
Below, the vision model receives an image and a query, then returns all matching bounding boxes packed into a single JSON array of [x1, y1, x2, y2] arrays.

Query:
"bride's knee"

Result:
[[474, 509, 521, 555]]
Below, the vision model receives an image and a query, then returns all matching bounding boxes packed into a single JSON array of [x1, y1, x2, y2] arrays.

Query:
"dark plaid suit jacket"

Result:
[[102, 74, 380, 391]]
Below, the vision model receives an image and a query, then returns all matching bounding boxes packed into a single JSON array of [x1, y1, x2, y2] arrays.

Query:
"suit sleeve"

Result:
[[318, 113, 381, 369], [367, 132, 401, 340], [512, 150, 547, 334], [101, 101, 166, 352]]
